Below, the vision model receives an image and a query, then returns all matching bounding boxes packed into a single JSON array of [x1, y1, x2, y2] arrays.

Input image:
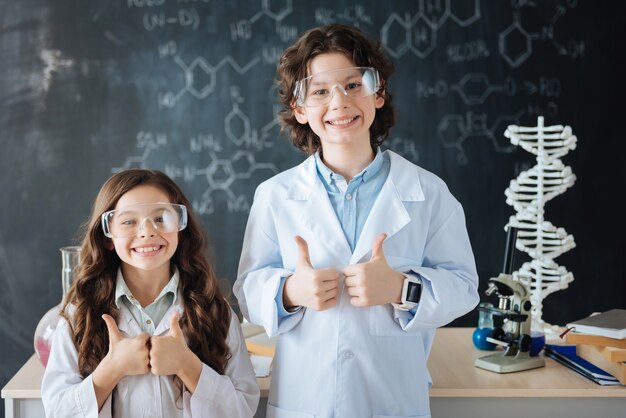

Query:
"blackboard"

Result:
[[1, 0, 625, 401]]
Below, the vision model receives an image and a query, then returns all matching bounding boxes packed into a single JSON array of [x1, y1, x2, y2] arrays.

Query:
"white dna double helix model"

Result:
[[504, 116, 577, 334]]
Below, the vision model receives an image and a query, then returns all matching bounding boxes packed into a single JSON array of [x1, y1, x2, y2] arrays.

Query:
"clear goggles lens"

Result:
[[101, 203, 188, 238], [294, 67, 381, 108]]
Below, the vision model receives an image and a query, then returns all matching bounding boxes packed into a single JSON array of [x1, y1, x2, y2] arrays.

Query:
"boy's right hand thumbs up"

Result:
[[283, 236, 339, 311]]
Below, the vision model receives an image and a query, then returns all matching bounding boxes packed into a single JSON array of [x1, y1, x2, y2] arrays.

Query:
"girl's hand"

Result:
[[150, 312, 202, 392], [102, 314, 151, 377], [92, 314, 150, 409], [149, 312, 188, 376]]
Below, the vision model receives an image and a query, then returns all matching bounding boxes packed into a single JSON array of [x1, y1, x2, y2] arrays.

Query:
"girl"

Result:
[[42, 169, 259, 418]]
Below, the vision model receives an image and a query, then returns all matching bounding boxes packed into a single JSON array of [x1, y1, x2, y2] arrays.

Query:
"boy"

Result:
[[234, 24, 479, 418]]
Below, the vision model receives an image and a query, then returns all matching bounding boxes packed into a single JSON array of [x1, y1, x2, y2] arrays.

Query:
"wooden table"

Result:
[[4, 328, 626, 418], [1, 355, 270, 418], [427, 328, 626, 418]]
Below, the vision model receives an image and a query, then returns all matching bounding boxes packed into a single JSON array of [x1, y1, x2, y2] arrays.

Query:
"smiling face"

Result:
[[109, 184, 179, 281], [293, 52, 385, 154]]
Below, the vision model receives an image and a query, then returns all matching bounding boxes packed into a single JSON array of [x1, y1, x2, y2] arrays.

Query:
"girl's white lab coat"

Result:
[[235, 150, 479, 418], [42, 295, 259, 418]]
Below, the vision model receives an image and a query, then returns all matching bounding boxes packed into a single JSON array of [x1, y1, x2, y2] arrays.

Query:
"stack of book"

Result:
[[241, 321, 276, 378], [551, 308, 626, 385], [544, 344, 622, 385]]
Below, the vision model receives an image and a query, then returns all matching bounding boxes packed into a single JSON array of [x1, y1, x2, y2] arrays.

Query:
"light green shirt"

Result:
[[114, 267, 179, 334]]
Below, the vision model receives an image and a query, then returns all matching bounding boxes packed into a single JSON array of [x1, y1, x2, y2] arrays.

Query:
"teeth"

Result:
[[135, 246, 160, 253], [328, 117, 355, 126]]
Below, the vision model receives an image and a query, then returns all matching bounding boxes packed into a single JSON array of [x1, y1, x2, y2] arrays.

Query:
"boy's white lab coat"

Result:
[[42, 296, 259, 418], [235, 150, 479, 418]]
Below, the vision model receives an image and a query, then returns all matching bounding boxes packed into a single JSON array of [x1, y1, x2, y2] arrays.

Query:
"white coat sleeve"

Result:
[[41, 318, 113, 418], [396, 203, 480, 332], [233, 186, 305, 338], [183, 313, 260, 418]]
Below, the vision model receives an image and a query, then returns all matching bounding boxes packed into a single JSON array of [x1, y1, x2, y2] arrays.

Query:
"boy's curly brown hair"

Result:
[[276, 24, 395, 154]]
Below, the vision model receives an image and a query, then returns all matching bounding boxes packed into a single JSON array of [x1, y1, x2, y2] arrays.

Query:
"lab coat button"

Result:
[[345, 193, 353, 201], [343, 351, 354, 358]]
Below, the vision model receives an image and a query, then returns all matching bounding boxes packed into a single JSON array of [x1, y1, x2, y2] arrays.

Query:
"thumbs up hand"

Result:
[[149, 312, 196, 376], [283, 235, 340, 311], [102, 314, 150, 377], [343, 233, 405, 307]]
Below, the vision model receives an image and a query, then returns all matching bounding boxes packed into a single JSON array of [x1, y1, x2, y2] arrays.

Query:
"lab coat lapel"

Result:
[[349, 177, 409, 264], [349, 151, 425, 265], [287, 156, 352, 261]]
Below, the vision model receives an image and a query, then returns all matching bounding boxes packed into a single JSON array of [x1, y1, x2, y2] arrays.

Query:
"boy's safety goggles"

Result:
[[101, 203, 188, 238], [293, 67, 381, 108]]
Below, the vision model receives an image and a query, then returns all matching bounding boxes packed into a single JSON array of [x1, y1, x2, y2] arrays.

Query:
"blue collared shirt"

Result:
[[114, 268, 179, 334], [314, 149, 389, 252], [276, 149, 394, 317]]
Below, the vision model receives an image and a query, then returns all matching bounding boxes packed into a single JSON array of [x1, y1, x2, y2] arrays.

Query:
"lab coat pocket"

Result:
[[369, 304, 410, 336], [267, 403, 315, 418]]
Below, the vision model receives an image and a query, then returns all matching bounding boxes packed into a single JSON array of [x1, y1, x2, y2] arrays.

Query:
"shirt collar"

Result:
[[362, 147, 384, 182], [114, 267, 180, 309], [314, 151, 334, 185], [314, 147, 384, 186]]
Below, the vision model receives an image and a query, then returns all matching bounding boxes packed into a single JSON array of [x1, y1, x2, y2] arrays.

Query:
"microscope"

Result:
[[474, 226, 545, 373]]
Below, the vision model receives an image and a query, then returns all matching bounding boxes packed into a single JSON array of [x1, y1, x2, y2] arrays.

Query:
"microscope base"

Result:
[[475, 352, 545, 373]]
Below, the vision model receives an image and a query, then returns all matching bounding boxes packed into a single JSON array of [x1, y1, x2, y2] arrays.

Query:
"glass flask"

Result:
[[472, 302, 497, 350], [34, 246, 81, 367]]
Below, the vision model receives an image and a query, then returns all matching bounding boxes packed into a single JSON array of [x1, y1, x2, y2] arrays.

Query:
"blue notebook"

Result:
[[544, 344, 620, 385]]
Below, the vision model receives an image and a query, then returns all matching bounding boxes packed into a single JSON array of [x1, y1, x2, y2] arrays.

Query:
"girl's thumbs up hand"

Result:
[[167, 311, 183, 338], [102, 314, 123, 344], [150, 311, 197, 377], [102, 314, 150, 377], [91, 315, 149, 407]]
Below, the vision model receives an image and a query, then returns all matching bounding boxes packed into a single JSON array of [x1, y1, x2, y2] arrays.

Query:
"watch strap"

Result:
[[392, 273, 422, 311]]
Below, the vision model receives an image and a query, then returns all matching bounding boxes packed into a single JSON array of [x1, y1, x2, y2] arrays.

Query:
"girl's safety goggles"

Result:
[[101, 202, 187, 238], [293, 67, 381, 108]]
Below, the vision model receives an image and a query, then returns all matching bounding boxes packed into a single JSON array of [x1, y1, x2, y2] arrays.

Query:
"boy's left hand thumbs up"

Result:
[[344, 232, 404, 307], [370, 233, 387, 260]]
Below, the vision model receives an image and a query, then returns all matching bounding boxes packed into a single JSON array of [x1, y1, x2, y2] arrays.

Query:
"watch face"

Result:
[[406, 281, 422, 303]]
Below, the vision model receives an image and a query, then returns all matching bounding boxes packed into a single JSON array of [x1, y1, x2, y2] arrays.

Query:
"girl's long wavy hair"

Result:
[[61, 169, 231, 377], [277, 23, 396, 154]]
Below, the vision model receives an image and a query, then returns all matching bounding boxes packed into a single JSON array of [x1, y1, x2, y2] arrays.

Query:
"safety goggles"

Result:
[[293, 67, 381, 108], [101, 203, 188, 238]]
